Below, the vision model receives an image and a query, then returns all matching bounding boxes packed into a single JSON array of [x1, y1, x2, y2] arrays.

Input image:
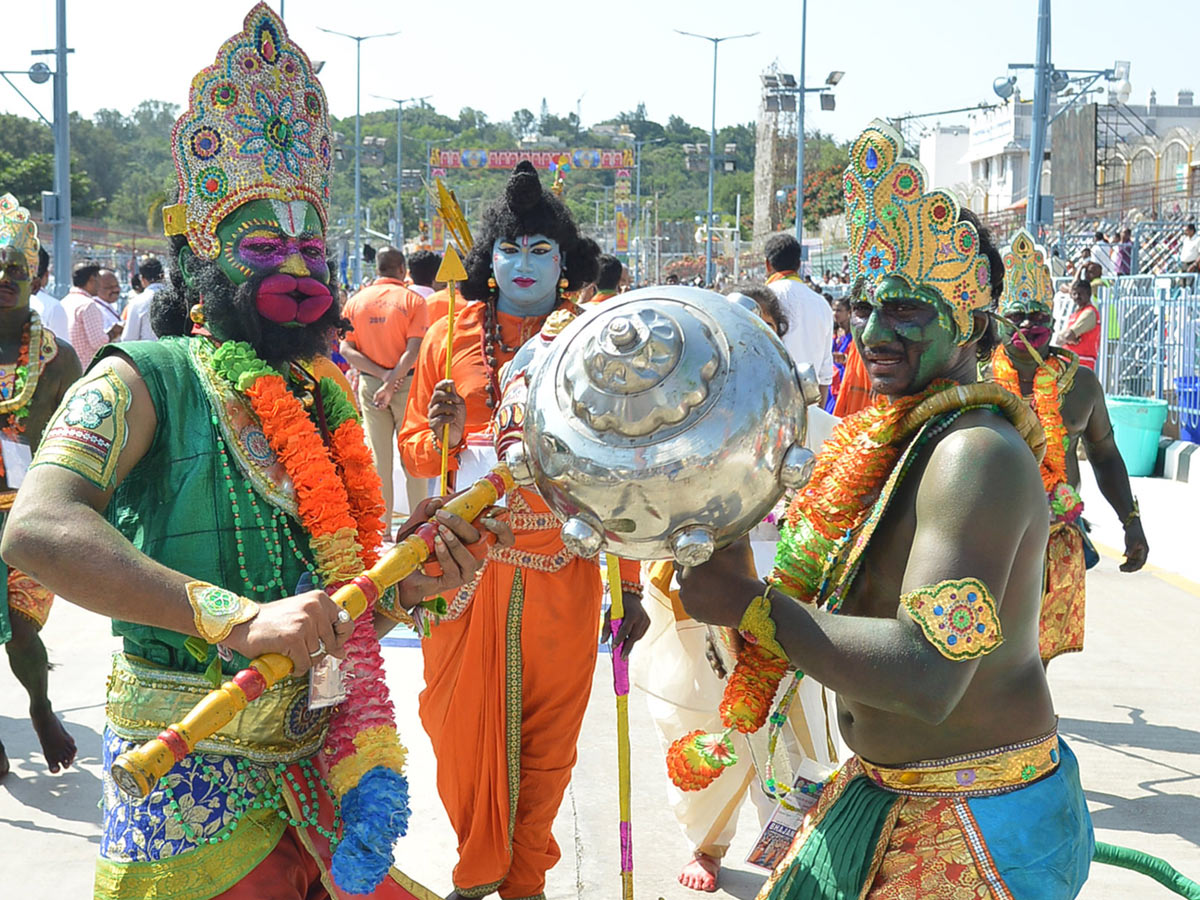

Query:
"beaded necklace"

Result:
[[479, 299, 561, 409]]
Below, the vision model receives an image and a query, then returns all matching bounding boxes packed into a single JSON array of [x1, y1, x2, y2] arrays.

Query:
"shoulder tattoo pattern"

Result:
[[30, 369, 132, 490], [900, 577, 1003, 661]]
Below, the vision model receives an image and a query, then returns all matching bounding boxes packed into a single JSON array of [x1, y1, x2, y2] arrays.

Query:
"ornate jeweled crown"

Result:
[[843, 120, 991, 340], [998, 228, 1053, 317], [162, 3, 332, 259], [0, 193, 39, 272]]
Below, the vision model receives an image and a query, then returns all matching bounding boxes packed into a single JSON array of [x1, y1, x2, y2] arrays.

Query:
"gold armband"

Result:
[[30, 369, 131, 491], [737, 591, 786, 658], [185, 581, 259, 644], [901, 578, 1003, 661]]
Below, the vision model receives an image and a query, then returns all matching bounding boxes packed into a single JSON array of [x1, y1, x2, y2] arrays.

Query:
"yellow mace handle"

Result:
[[109, 465, 515, 800], [439, 280, 457, 497]]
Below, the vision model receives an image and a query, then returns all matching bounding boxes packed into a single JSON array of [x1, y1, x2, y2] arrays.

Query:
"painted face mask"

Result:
[[215, 198, 331, 328], [850, 276, 961, 395], [998, 229, 1055, 360], [0, 193, 38, 309], [492, 234, 562, 314]]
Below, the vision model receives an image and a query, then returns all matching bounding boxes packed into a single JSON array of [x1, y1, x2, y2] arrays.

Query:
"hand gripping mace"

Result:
[[110, 466, 515, 800]]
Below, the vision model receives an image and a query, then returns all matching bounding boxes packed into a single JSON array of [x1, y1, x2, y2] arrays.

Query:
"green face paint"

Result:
[[850, 276, 963, 395], [0, 246, 32, 309], [213, 199, 327, 287]]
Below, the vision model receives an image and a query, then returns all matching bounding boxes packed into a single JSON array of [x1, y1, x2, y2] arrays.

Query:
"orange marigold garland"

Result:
[[210, 339, 404, 892], [992, 346, 1083, 523]]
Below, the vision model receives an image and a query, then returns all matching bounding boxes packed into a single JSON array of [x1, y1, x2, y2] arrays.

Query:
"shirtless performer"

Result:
[[677, 122, 1094, 899], [990, 229, 1146, 665], [0, 195, 82, 777]]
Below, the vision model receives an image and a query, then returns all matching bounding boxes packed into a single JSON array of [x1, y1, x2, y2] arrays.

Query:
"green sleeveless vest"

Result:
[[99, 338, 314, 673]]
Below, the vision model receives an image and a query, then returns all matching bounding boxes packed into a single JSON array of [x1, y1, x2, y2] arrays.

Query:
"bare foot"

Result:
[[679, 853, 720, 892], [0, 740, 9, 779], [30, 704, 76, 774]]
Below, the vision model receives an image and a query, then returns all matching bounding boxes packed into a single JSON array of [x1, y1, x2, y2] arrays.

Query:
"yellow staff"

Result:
[[604, 553, 635, 900], [435, 245, 467, 496], [109, 466, 515, 800]]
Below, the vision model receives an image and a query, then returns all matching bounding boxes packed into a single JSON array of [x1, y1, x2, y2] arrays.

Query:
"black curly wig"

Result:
[[460, 161, 599, 302]]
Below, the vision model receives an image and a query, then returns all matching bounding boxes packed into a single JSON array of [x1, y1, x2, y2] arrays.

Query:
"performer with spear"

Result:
[[398, 161, 649, 900]]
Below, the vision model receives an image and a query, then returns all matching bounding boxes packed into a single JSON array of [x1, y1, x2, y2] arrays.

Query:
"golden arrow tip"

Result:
[[436, 244, 468, 283]]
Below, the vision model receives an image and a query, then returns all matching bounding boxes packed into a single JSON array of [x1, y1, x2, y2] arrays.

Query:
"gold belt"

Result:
[[860, 726, 1060, 798], [105, 652, 328, 764]]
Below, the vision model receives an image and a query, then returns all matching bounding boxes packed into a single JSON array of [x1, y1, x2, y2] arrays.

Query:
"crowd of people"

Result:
[[0, 7, 1172, 900]]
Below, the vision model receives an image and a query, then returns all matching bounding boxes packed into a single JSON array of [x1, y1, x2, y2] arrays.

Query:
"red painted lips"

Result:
[[255, 273, 333, 324]]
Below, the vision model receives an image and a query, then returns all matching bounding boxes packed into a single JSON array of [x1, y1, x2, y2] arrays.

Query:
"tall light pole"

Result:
[[317, 27, 399, 287], [632, 137, 664, 285], [1025, 0, 1051, 235], [795, 0, 809, 250], [677, 29, 757, 286], [373, 94, 431, 249]]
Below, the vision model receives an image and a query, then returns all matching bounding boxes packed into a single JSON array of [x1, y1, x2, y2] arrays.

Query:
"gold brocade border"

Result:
[[93, 806, 286, 900], [105, 653, 328, 763], [860, 727, 1060, 798], [505, 569, 526, 843]]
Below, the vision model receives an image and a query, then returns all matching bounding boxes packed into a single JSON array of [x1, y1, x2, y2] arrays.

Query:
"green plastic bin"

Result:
[[1106, 396, 1169, 477]]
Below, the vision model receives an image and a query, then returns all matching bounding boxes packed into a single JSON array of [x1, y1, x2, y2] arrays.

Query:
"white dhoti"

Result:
[[630, 407, 845, 859]]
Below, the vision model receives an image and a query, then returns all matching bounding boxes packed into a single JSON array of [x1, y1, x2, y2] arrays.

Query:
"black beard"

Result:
[[189, 258, 342, 369]]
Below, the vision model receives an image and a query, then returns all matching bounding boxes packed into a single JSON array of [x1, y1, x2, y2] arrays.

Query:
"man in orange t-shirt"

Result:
[[340, 246, 429, 524]]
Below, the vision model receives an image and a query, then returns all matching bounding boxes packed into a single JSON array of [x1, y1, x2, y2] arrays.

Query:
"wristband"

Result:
[[620, 579, 644, 598], [737, 591, 786, 659], [186, 581, 259, 644], [1122, 498, 1140, 527]]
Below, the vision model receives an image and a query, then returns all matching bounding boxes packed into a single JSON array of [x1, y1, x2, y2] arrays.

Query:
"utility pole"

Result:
[[1026, 0, 1052, 235], [374, 94, 431, 249], [317, 26, 399, 287], [51, 0, 70, 297], [676, 30, 757, 287], [795, 0, 808, 255]]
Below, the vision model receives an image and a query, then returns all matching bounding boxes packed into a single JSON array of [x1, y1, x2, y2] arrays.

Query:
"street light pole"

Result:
[[677, 30, 757, 287], [373, 94, 431, 249], [795, 0, 808, 250], [53, 0, 70, 297], [317, 26, 399, 287], [1025, 0, 1052, 235]]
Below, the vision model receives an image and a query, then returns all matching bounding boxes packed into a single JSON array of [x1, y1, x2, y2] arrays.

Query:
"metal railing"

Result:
[[1090, 274, 1200, 437]]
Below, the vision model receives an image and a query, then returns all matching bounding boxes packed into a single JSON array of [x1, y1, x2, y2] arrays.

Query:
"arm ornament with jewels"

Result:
[[30, 369, 131, 491], [900, 578, 1003, 661]]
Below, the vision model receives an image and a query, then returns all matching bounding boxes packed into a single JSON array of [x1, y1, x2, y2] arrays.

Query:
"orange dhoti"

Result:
[[1039, 521, 1086, 661], [419, 493, 620, 900]]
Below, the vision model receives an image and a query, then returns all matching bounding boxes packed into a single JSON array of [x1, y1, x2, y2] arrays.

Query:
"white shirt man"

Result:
[[30, 289, 68, 341], [762, 235, 835, 404], [121, 282, 165, 342], [1179, 226, 1200, 269]]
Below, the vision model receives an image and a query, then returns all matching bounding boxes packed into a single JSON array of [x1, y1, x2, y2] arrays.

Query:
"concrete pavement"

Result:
[[1, 473, 1197, 899]]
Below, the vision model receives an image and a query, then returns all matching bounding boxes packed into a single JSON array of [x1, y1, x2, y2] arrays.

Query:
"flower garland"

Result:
[[666, 380, 975, 792], [0, 314, 51, 480], [991, 346, 1083, 523], [209, 339, 406, 893]]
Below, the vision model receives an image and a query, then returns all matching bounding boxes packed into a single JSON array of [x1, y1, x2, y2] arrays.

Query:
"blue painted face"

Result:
[[492, 233, 562, 316]]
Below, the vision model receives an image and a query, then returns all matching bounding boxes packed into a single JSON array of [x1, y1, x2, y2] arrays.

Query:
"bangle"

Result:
[[186, 581, 259, 644], [620, 579, 643, 598], [737, 590, 786, 659], [1123, 498, 1141, 527]]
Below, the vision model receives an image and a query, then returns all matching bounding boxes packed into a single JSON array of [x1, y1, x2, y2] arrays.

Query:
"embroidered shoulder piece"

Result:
[[31, 369, 131, 490], [900, 577, 1003, 661]]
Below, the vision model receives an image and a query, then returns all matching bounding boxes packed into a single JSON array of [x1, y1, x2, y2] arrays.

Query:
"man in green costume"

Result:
[[677, 121, 1094, 899], [1, 6, 505, 900]]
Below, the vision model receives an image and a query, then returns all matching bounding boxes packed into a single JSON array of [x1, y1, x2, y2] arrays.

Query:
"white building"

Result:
[[918, 125, 971, 190]]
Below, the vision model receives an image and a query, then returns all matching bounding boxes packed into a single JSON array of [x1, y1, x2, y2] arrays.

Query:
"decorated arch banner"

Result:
[[428, 148, 635, 171]]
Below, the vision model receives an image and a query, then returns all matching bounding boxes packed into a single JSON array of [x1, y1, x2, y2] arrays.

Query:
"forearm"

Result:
[[384, 346, 420, 385], [1088, 445, 1137, 521], [724, 576, 965, 723], [339, 343, 387, 380], [2, 500, 203, 637]]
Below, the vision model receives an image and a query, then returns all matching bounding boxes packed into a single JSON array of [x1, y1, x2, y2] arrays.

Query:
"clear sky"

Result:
[[1, 0, 1194, 144]]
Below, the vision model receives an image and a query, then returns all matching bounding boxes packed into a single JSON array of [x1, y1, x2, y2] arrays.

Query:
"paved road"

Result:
[[1, 479, 1197, 898]]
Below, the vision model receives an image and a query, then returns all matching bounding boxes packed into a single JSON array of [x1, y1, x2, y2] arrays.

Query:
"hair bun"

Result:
[[506, 161, 543, 214]]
